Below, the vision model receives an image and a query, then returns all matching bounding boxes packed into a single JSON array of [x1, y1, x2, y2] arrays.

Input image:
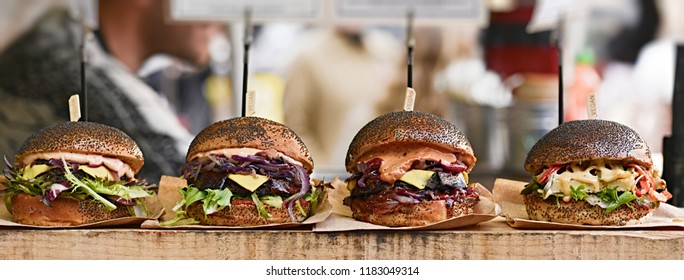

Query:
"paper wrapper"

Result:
[[493, 178, 684, 229], [143, 175, 332, 229], [0, 193, 163, 229], [313, 178, 499, 231]]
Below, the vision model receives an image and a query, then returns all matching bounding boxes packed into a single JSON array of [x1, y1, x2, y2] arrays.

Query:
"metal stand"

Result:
[[80, 25, 90, 122], [663, 45, 684, 206], [406, 9, 414, 89], [554, 18, 564, 125], [241, 8, 253, 117]]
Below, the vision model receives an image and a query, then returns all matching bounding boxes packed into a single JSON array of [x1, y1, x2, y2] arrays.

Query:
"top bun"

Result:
[[186, 116, 314, 173], [524, 119, 652, 174], [15, 122, 144, 172], [345, 111, 476, 173]]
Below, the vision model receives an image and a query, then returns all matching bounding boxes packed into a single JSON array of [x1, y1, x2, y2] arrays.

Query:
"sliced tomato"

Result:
[[628, 164, 652, 197], [537, 165, 563, 185]]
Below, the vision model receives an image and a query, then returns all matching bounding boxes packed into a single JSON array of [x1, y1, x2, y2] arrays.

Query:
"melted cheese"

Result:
[[547, 163, 637, 197], [21, 152, 134, 180], [21, 164, 54, 179], [358, 146, 459, 183], [190, 148, 303, 167], [399, 170, 435, 189], [78, 165, 115, 181], [228, 173, 269, 192]]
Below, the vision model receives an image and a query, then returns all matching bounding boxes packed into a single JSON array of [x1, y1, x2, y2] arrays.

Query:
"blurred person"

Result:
[[0, 0, 223, 182], [283, 26, 402, 176], [144, 63, 214, 135]]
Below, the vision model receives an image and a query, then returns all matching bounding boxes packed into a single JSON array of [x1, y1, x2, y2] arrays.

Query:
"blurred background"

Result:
[[0, 0, 682, 189]]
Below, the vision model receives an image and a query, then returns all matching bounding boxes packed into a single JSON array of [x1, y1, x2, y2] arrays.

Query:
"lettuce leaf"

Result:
[[606, 192, 638, 213], [570, 184, 589, 201], [4, 191, 13, 215], [62, 161, 117, 211], [251, 193, 270, 220], [173, 186, 207, 212], [164, 184, 323, 226], [596, 188, 638, 213], [304, 185, 322, 212], [520, 182, 541, 195], [3, 158, 154, 212], [596, 188, 618, 203], [295, 200, 307, 217], [160, 214, 200, 226], [260, 195, 283, 208], [82, 178, 151, 199], [203, 188, 233, 215]]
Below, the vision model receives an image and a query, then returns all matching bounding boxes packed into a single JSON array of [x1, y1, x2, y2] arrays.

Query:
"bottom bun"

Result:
[[11, 194, 132, 226], [186, 200, 310, 226], [349, 198, 478, 227], [524, 194, 656, 226]]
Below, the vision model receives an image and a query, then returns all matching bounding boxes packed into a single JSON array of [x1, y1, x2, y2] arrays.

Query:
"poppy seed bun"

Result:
[[10, 194, 132, 226], [345, 111, 475, 173], [14, 122, 144, 172], [524, 119, 652, 174], [186, 117, 313, 173], [523, 194, 655, 226], [349, 196, 478, 227]]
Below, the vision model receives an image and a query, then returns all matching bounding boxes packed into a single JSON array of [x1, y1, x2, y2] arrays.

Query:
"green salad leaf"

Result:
[[203, 188, 233, 215], [304, 185, 323, 212], [295, 200, 307, 217], [570, 185, 589, 201], [606, 192, 638, 213], [62, 161, 117, 211], [163, 184, 324, 226], [520, 182, 541, 195], [4, 158, 154, 213], [82, 178, 151, 199], [595, 188, 638, 213], [160, 214, 200, 226], [173, 186, 206, 212], [251, 193, 270, 220], [260, 195, 283, 208]]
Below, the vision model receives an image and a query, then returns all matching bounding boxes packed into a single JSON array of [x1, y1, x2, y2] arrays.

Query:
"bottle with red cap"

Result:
[[566, 48, 601, 121]]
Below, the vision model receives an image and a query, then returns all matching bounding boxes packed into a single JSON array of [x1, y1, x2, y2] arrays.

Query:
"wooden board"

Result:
[[2, 217, 684, 260]]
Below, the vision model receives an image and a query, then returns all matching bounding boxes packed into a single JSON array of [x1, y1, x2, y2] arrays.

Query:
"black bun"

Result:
[[345, 111, 476, 173], [524, 119, 652, 174]]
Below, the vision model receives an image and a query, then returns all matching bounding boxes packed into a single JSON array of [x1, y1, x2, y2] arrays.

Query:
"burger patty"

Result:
[[344, 171, 478, 215], [189, 170, 301, 196]]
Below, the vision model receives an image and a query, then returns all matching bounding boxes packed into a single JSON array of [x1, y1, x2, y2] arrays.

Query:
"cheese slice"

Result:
[[78, 165, 115, 181], [346, 179, 357, 191], [228, 173, 269, 192], [399, 170, 435, 190], [22, 164, 53, 179]]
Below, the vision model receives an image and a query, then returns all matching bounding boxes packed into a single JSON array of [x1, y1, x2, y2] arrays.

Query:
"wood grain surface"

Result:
[[2, 218, 684, 260]]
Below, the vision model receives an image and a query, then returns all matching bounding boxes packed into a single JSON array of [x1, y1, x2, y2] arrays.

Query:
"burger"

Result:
[[344, 111, 479, 227], [521, 119, 671, 225], [171, 116, 325, 226], [1, 122, 155, 226]]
